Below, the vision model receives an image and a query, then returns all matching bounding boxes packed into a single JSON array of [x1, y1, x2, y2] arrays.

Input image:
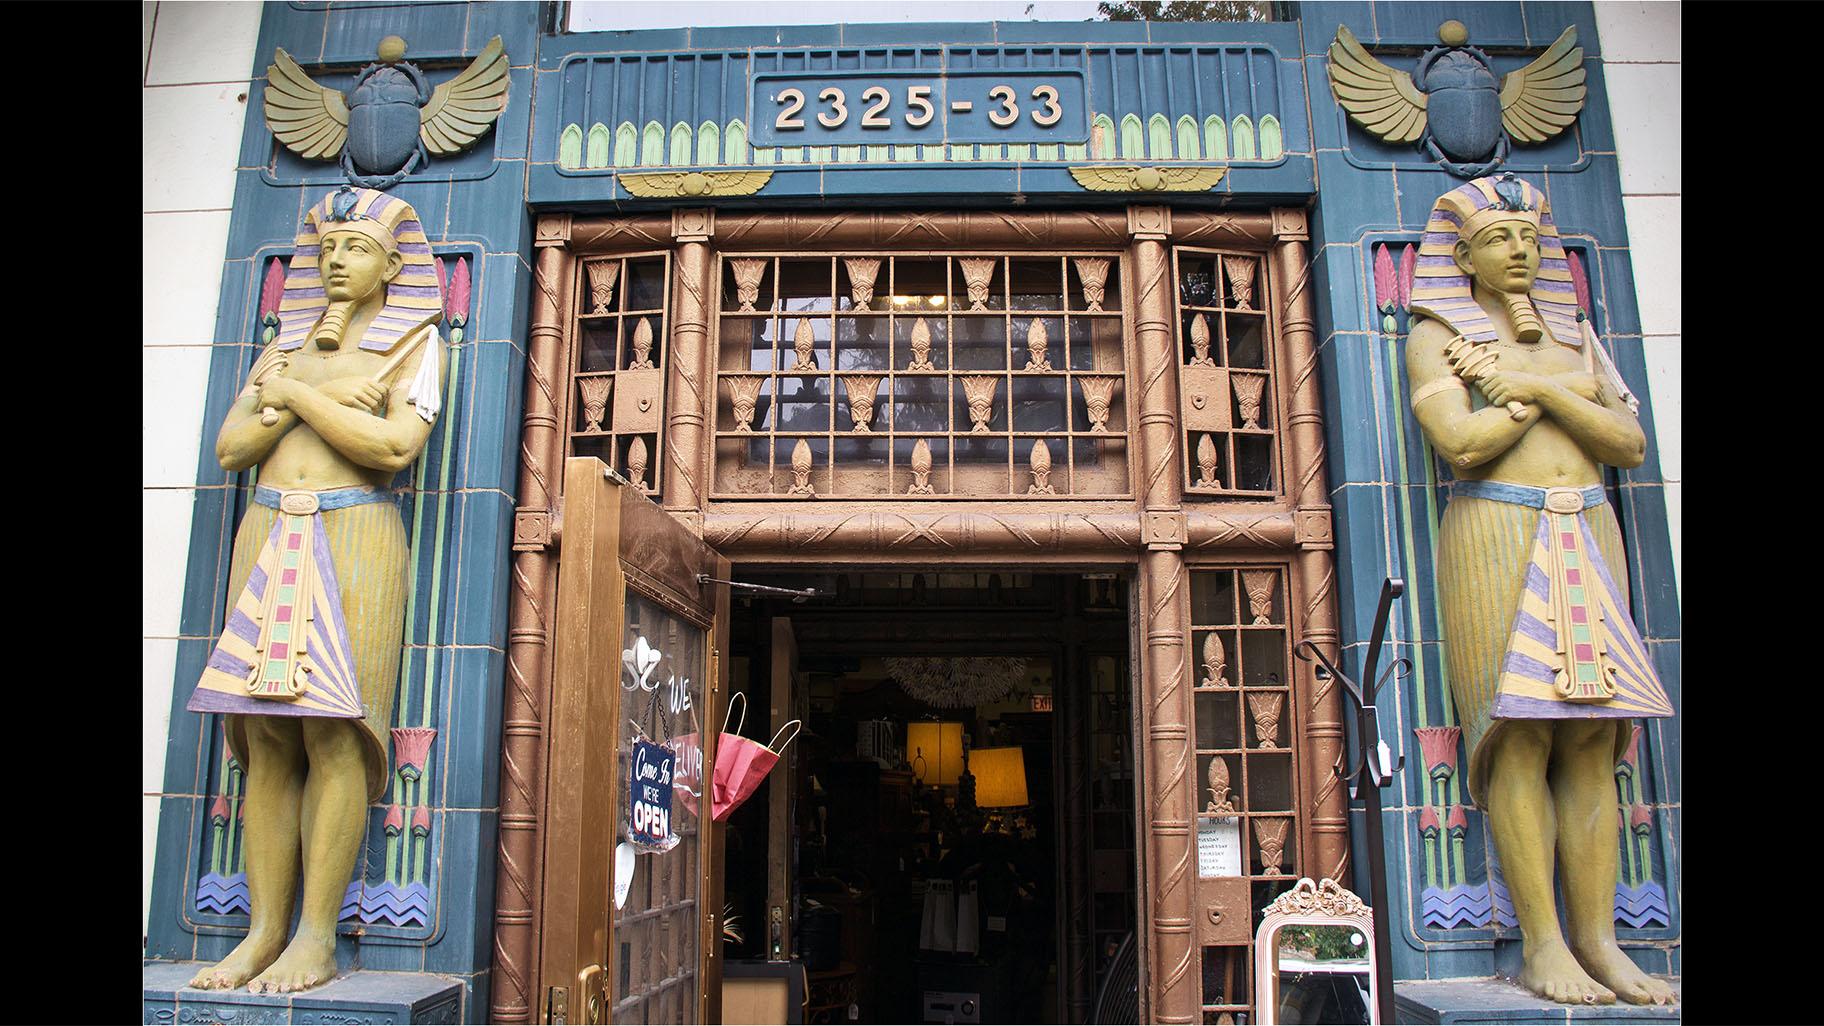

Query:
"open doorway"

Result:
[[718, 570, 1140, 1025]]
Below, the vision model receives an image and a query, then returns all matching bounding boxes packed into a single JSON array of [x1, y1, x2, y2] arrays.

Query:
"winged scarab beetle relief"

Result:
[[1327, 20, 1586, 178], [266, 35, 509, 189]]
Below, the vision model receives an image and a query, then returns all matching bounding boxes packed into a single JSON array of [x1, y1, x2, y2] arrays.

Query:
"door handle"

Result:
[[576, 964, 605, 1024]]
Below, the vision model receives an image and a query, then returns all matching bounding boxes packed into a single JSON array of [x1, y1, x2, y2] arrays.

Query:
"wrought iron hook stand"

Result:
[[1294, 576, 1409, 1026]]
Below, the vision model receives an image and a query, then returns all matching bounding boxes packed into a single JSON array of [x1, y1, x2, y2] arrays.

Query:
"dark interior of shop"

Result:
[[719, 571, 1140, 1025]]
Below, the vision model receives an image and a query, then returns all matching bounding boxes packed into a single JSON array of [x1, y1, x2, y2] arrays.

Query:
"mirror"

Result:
[[1253, 877, 1378, 1026]]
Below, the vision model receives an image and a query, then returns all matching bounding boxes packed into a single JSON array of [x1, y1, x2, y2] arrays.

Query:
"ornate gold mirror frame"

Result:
[[1252, 877, 1379, 1026]]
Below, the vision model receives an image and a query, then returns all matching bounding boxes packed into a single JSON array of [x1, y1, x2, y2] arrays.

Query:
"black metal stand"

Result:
[[1295, 577, 1409, 1026]]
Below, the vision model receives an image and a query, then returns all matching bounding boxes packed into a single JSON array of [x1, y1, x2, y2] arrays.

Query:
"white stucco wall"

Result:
[[143, 0, 263, 940], [1596, 1, 1680, 597]]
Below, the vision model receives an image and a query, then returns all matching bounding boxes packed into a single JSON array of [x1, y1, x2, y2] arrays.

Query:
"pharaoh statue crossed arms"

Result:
[[185, 186, 447, 993], [1404, 174, 1674, 1006]]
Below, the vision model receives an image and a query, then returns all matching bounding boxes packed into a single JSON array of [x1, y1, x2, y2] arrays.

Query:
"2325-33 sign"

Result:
[[751, 69, 1088, 147]]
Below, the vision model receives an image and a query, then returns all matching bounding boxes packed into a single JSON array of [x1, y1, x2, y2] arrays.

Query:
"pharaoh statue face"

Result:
[[1454, 220, 1540, 295], [319, 229, 403, 305]]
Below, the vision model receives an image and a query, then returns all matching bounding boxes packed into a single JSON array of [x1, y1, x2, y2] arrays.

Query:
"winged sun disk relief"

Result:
[[618, 170, 774, 198], [266, 36, 510, 178], [1069, 166, 1228, 193]]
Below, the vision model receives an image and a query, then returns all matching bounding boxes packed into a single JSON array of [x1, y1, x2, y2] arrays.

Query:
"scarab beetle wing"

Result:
[[420, 35, 510, 156], [1498, 26, 1586, 144], [265, 48, 349, 162], [1327, 24, 1428, 145]]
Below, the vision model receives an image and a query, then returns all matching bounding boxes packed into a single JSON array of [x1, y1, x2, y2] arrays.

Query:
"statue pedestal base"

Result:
[[1394, 978, 1681, 1024], [143, 960, 462, 1023]]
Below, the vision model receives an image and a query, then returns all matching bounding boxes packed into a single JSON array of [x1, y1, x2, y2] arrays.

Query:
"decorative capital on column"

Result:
[[535, 213, 573, 246], [672, 208, 715, 243], [1294, 506, 1334, 550], [1142, 510, 1187, 550], [1127, 205, 1171, 241], [514, 509, 552, 551], [1271, 208, 1309, 242]]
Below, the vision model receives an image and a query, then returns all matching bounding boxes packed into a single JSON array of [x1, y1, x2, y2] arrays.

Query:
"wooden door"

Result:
[[539, 456, 731, 1024]]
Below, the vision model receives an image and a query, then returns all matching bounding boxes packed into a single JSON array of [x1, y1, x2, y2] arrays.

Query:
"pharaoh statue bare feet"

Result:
[[1572, 937, 1676, 1005], [188, 932, 284, 990], [247, 934, 340, 994], [1519, 939, 1614, 1006]]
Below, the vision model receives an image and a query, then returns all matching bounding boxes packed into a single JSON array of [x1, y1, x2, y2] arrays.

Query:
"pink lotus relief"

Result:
[[1397, 244, 1416, 311], [412, 805, 433, 836], [1446, 806, 1468, 836], [1568, 250, 1592, 317], [1619, 724, 1643, 772], [211, 793, 231, 826], [1418, 806, 1440, 837], [446, 256, 472, 326], [260, 257, 288, 322], [1629, 804, 1652, 833], [384, 804, 405, 835], [392, 726, 438, 781], [1373, 244, 1396, 314], [1413, 726, 1461, 780]]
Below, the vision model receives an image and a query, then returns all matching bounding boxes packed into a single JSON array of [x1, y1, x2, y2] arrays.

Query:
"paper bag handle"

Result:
[[723, 691, 747, 737], [767, 719, 802, 755]]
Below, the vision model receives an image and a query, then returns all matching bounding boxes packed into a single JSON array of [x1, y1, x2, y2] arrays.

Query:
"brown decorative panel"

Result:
[[1172, 248, 1281, 498], [1188, 565, 1299, 1023], [567, 253, 673, 493], [710, 254, 1131, 498]]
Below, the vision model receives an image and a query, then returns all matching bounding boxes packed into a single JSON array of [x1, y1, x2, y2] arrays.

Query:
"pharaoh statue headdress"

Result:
[[1408, 172, 1581, 348], [275, 186, 443, 353]]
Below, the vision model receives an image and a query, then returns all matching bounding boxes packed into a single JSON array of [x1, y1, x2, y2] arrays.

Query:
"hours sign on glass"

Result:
[[751, 69, 1089, 146]]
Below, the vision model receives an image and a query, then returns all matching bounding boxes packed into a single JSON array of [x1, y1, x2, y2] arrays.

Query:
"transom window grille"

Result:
[[711, 253, 1131, 498], [1188, 565, 1299, 1023], [567, 253, 672, 494], [1173, 247, 1281, 498]]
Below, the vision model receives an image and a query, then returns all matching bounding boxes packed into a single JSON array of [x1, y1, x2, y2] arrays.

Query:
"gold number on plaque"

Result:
[[1031, 84, 1062, 126], [906, 85, 935, 127], [775, 88, 806, 130], [988, 85, 1018, 126], [860, 86, 891, 128], [817, 87, 848, 127]]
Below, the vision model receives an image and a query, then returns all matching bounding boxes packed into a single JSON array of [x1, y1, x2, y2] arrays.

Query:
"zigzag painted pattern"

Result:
[[1613, 881, 1670, 929], [1487, 871, 1519, 928], [198, 875, 427, 926], [358, 880, 432, 927], [1421, 883, 1492, 929], [195, 872, 250, 915], [1435, 877, 1665, 930]]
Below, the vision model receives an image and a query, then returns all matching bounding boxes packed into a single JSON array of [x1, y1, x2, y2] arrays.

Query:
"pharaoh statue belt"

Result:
[[186, 487, 393, 720], [1452, 480, 1673, 720]]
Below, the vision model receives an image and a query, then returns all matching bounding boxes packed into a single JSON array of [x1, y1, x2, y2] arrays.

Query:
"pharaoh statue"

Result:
[[1405, 174, 1674, 1006], [185, 187, 447, 993]]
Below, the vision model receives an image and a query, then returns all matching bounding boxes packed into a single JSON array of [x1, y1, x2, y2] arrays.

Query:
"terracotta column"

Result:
[[1270, 209, 1348, 887], [1129, 206, 1196, 1025], [663, 209, 714, 522], [492, 214, 573, 1023]]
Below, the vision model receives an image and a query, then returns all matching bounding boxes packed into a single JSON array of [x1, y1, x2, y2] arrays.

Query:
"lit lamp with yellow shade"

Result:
[[968, 746, 1029, 834], [907, 721, 964, 788]]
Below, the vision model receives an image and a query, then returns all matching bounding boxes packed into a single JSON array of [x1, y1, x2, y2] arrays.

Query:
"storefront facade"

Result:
[[143, 3, 1680, 1022]]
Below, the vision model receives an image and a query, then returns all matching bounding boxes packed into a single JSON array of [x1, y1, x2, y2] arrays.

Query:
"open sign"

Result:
[[629, 739, 676, 850]]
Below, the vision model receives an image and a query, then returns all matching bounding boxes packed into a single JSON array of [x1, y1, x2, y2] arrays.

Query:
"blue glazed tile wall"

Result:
[[146, 2, 540, 1010], [1300, 0, 1681, 981]]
